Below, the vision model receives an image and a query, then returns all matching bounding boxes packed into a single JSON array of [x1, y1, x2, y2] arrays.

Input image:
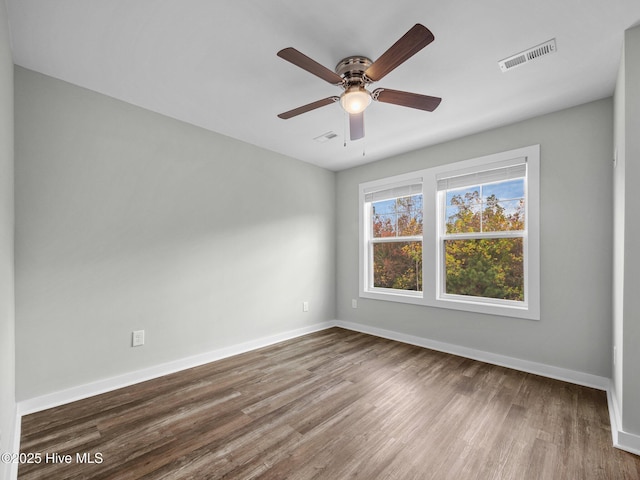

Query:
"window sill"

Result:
[[432, 295, 539, 320], [361, 289, 424, 306], [359, 290, 540, 320]]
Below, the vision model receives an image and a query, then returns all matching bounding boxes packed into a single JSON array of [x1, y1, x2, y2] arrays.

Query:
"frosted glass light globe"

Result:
[[340, 87, 372, 114]]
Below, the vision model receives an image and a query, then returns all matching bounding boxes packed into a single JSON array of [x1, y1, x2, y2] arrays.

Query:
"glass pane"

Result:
[[372, 194, 422, 238], [445, 179, 525, 234], [482, 178, 524, 203], [373, 241, 422, 291], [482, 199, 525, 232], [445, 186, 481, 233], [397, 194, 423, 236], [444, 238, 523, 301], [372, 213, 397, 238], [372, 198, 397, 215], [481, 179, 525, 232]]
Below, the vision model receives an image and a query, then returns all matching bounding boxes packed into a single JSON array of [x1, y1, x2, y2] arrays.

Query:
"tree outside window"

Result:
[[371, 194, 423, 292], [442, 178, 526, 302]]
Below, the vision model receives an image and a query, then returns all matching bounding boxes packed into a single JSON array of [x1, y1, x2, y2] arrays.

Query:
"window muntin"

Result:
[[372, 194, 423, 237], [444, 179, 525, 233]]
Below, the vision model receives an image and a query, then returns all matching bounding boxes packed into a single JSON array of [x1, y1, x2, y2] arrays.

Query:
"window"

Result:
[[360, 145, 540, 319], [437, 159, 527, 304], [362, 178, 424, 298]]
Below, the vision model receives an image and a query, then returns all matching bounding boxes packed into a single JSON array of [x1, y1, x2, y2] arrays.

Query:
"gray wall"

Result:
[[0, 1, 15, 479], [336, 98, 613, 377], [15, 67, 336, 401], [614, 24, 640, 436]]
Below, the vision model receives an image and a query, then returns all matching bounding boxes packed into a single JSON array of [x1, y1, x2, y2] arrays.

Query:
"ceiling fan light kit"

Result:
[[340, 86, 372, 114], [277, 23, 441, 141], [336, 56, 373, 114]]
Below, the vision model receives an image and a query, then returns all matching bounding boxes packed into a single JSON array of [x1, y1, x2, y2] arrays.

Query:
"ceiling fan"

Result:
[[276, 24, 442, 141]]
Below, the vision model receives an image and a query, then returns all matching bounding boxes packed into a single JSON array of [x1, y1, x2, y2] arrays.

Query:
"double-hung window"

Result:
[[437, 158, 528, 304], [362, 178, 424, 298], [359, 145, 540, 319]]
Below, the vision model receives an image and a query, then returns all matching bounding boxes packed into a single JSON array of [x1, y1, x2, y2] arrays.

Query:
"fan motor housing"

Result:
[[335, 56, 373, 87]]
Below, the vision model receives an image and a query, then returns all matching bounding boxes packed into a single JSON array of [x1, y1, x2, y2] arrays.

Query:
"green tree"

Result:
[[445, 191, 524, 301], [372, 195, 423, 291]]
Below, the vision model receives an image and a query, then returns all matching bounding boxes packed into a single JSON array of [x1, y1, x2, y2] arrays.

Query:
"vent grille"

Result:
[[499, 39, 556, 72], [314, 131, 338, 143]]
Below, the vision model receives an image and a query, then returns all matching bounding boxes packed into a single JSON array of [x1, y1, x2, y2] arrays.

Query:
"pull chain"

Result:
[[343, 112, 348, 147]]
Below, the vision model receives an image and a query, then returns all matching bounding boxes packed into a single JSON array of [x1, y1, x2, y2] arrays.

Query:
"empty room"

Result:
[[1, 1, 640, 479]]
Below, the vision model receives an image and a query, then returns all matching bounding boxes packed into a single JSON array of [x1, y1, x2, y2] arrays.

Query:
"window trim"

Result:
[[359, 172, 425, 304], [359, 145, 540, 320]]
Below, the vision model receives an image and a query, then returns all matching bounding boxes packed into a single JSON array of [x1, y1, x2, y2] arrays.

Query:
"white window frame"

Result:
[[360, 173, 425, 304], [359, 145, 540, 320]]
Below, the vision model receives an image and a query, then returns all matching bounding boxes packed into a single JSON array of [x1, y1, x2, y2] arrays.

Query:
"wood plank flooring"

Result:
[[18, 327, 640, 479]]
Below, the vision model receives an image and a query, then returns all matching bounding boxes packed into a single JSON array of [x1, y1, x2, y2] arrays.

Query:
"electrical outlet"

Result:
[[303, 301, 309, 312], [352, 299, 358, 308], [132, 330, 145, 347]]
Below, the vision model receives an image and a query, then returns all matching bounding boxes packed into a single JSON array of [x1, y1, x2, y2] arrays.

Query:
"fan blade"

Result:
[[364, 24, 435, 82], [278, 96, 340, 119], [277, 48, 344, 85], [372, 88, 441, 111], [349, 112, 365, 140]]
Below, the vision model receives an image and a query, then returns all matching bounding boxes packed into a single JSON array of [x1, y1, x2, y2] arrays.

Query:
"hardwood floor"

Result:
[[18, 328, 640, 479]]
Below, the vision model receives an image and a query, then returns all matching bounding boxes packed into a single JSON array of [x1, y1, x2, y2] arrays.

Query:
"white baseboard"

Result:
[[334, 320, 610, 390], [17, 318, 612, 414], [2, 405, 20, 480], [17, 321, 334, 416], [8, 407, 20, 480], [16, 320, 616, 415], [14, 318, 639, 475], [607, 386, 640, 456]]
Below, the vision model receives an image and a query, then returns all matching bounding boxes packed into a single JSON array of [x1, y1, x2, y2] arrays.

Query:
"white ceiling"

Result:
[[6, 0, 640, 171]]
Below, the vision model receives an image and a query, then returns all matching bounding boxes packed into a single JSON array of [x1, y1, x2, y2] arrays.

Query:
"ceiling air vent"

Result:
[[313, 131, 338, 143], [499, 38, 556, 72]]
